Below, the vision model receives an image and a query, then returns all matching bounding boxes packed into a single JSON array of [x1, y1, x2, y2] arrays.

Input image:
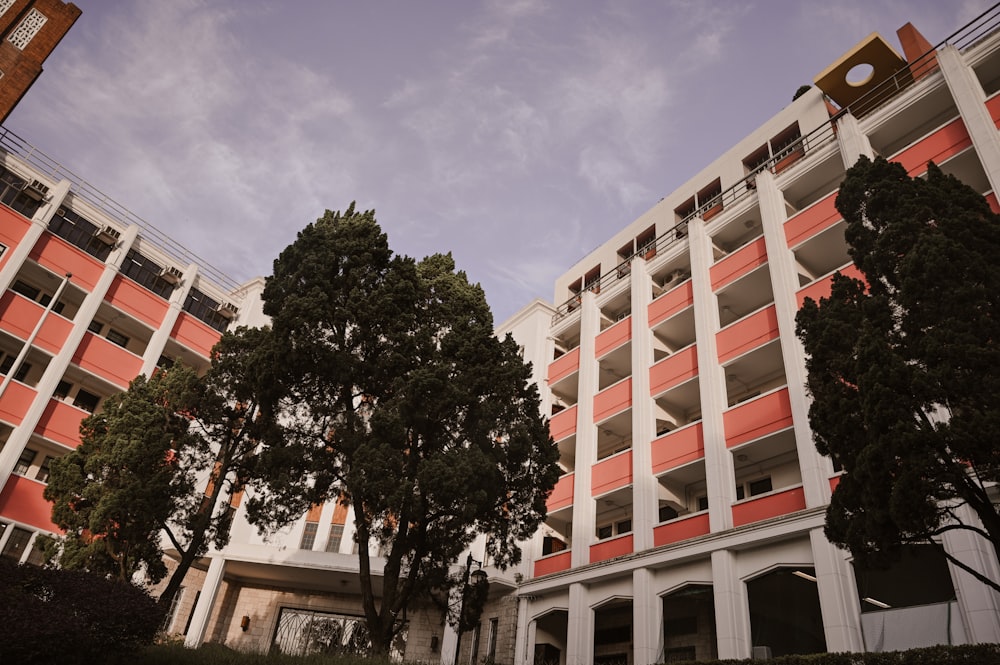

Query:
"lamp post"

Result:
[[453, 552, 487, 665]]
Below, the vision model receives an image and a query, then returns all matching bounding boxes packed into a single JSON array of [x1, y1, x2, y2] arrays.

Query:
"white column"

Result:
[[835, 113, 876, 169], [711, 549, 750, 659], [941, 503, 1000, 643], [514, 598, 533, 665], [0, 179, 71, 295], [138, 263, 198, 376], [809, 528, 864, 651], [938, 44, 1000, 195], [688, 217, 734, 532], [184, 555, 227, 647], [571, 293, 599, 568], [565, 583, 593, 665], [756, 170, 831, 508], [630, 257, 655, 552], [441, 607, 459, 665], [632, 567, 660, 665]]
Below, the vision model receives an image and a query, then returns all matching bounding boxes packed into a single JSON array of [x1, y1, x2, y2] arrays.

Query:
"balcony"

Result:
[[72, 332, 143, 388], [717, 306, 779, 364], [0, 206, 32, 260], [731, 485, 806, 527], [724, 387, 793, 448], [591, 450, 632, 497], [784, 191, 841, 248], [0, 292, 72, 354], [710, 237, 767, 291], [651, 422, 704, 474], [653, 512, 710, 547], [0, 381, 36, 425], [590, 533, 633, 564], [549, 405, 577, 442], [0, 473, 58, 531], [547, 346, 580, 385], [648, 279, 693, 327], [34, 398, 88, 449], [104, 274, 169, 329], [595, 317, 631, 358], [594, 378, 631, 423], [170, 311, 223, 358], [28, 233, 105, 292], [649, 344, 698, 396], [796, 264, 865, 308], [890, 116, 971, 176], [547, 473, 575, 512], [534, 550, 572, 577]]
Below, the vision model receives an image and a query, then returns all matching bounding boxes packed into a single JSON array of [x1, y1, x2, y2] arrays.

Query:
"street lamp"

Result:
[[453, 553, 488, 665]]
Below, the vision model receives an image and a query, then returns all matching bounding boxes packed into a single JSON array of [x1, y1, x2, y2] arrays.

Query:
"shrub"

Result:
[[0, 559, 164, 665]]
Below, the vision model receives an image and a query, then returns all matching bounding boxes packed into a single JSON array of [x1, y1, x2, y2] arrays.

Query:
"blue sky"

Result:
[[6, 0, 992, 323]]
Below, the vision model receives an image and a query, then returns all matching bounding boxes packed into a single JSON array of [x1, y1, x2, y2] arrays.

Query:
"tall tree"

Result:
[[44, 326, 269, 609], [796, 156, 1000, 591], [246, 205, 560, 655]]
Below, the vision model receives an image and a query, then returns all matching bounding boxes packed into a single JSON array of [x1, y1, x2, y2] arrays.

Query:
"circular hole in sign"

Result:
[[846, 63, 875, 86]]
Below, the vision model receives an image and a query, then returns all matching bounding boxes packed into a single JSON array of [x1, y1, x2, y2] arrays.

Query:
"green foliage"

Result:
[[142, 642, 394, 665], [796, 157, 1000, 583], [247, 204, 561, 654], [0, 559, 163, 665], [793, 84, 812, 100]]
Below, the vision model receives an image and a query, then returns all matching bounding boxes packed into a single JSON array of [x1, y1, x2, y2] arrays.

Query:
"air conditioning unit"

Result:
[[158, 266, 183, 285], [660, 269, 688, 290], [616, 309, 631, 322], [216, 302, 239, 319], [20, 179, 50, 201], [93, 225, 121, 246]]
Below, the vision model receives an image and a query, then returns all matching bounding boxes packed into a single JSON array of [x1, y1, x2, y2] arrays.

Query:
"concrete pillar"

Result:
[[941, 503, 1000, 643], [809, 528, 864, 651], [184, 554, 227, 647], [630, 257, 656, 552], [138, 263, 198, 376], [756, 170, 832, 508], [632, 567, 660, 665], [570, 293, 599, 568], [514, 598, 533, 665], [688, 217, 735, 532], [565, 583, 593, 665], [835, 112, 876, 169], [712, 549, 750, 659]]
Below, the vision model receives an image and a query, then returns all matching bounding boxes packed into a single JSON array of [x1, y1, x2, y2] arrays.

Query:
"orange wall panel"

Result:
[[72, 332, 143, 388], [34, 399, 86, 449], [649, 345, 698, 395], [29, 234, 104, 292], [892, 117, 971, 176], [0, 207, 31, 268], [784, 191, 840, 248], [595, 317, 631, 358], [986, 192, 1000, 214], [648, 281, 693, 327], [549, 405, 577, 442], [829, 475, 842, 493], [171, 312, 222, 359], [589, 533, 633, 563], [591, 451, 632, 497], [723, 388, 793, 448], [534, 550, 572, 577], [716, 305, 779, 363], [651, 422, 704, 474], [731, 486, 806, 527], [593, 378, 632, 423], [0, 474, 59, 532], [104, 275, 169, 328], [796, 264, 864, 308], [653, 512, 710, 547], [547, 347, 580, 385], [0, 292, 72, 353], [710, 237, 767, 291], [0, 381, 36, 425], [547, 473, 575, 512]]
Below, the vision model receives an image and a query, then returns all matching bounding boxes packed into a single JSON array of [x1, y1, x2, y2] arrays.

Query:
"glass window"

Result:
[[73, 389, 100, 413], [326, 524, 344, 553], [1, 526, 32, 561], [120, 249, 176, 299], [35, 456, 53, 483], [47, 208, 114, 261], [13, 448, 35, 475], [183, 287, 232, 333], [300, 522, 318, 550], [106, 329, 129, 348]]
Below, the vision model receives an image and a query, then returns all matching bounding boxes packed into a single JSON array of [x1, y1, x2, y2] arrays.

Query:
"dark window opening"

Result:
[[48, 208, 114, 262], [747, 568, 826, 657], [183, 287, 232, 333], [73, 389, 100, 413], [120, 248, 177, 299], [0, 166, 44, 218]]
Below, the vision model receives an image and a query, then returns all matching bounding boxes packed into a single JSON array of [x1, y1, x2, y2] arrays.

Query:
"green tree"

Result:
[[796, 156, 1000, 591], [44, 327, 269, 609], [246, 204, 560, 655]]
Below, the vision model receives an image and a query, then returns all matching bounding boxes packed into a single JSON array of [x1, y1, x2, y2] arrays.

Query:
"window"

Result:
[[1, 526, 32, 561], [73, 389, 100, 413], [120, 249, 176, 299], [597, 519, 631, 540], [35, 456, 54, 483], [659, 504, 679, 522], [0, 165, 43, 218], [325, 524, 344, 553], [47, 208, 114, 261], [616, 519, 632, 534], [468, 622, 481, 665], [597, 525, 613, 540], [697, 496, 709, 512], [736, 476, 773, 501], [53, 380, 72, 400], [183, 288, 232, 333], [24, 540, 47, 566], [106, 329, 129, 348], [0, 355, 30, 383], [87, 320, 103, 334], [8, 8, 48, 50], [486, 618, 499, 662], [14, 448, 35, 475], [300, 522, 318, 550]]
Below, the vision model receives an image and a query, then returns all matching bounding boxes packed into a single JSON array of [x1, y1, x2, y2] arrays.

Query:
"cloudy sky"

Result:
[[6, 0, 992, 323]]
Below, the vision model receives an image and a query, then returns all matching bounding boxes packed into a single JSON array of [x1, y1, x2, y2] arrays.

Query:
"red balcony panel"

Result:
[[0, 207, 31, 269], [986, 192, 1000, 214], [796, 264, 864, 308], [648, 281, 693, 327], [105, 275, 169, 328], [0, 474, 58, 532], [829, 475, 842, 493], [784, 191, 840, 248], [548, 347, 580, 385], [72, 332, 143, 388], [892, 117, 971, 176], [590, 533, 633, 563], [35, 399, 87, 449], [988, 93, 1000, 127], [547, 473, 575, 512], [710, 237, 767, 291], [732, 486, 806, 527], [0, 381, 36, 426], [29, 234, 104, 292], [593, 378, 632, 423], [533, 550, 572, 577], [0, 292, 72, 353], [595, 317, 631, 358], [591, 451, 632, 497], [653, 512, 710, 547], [716, 305, 779, 363], [649, 345, 698, 395], [724, 388, 793, 448], [651, 422, 704, 474], [549, 405, 577, 442], [171, 312, 222, 358]]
